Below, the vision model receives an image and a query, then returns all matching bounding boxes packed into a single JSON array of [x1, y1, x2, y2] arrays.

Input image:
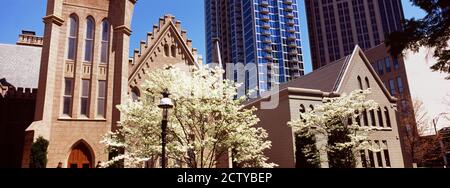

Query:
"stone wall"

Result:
[[0, 87, 37, 168]]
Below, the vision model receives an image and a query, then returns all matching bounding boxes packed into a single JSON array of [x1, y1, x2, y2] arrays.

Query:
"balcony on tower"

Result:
[[289, 49, 298, 55], [285, 5, 294, 12], [284, 0, 293, 5], [261, 0, 269, 7], [262, 23, 271, 29], [287, 20, 295, 26], [264, 54, 273, 60], [287, 27, 296, 33], [286, 13, 294, 19], [262, 30, 271, 36], [264, 46, 273, 52], [261, 7, 270, 14], [288, 41, 297, 48], [289, 57, 299, 63], [287, 34, 297, 41], [290, 64, 300, 71], [261, 15, 270, 22], [262, 37, 272, 44]]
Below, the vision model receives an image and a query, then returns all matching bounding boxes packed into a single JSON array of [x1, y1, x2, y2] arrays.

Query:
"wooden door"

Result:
[[68, 142, 93, 168]]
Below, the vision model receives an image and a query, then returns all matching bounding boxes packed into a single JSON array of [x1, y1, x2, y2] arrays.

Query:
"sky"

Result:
[[403, 46, 450, 134], [0, 0, 426, 74]]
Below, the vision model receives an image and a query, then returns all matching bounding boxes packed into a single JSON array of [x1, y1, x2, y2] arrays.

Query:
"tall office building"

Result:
[[205, 0, 305, 96], [305, 0, 404, 69], [305, 0, 416, 167]]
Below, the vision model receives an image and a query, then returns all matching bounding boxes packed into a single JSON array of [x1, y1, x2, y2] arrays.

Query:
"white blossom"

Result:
[[289, 89, 379, 167], [101, 65, 276, 168]]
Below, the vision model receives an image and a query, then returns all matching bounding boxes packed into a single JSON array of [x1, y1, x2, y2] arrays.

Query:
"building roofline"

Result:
[[244, 45, 399, 108], [0, 43, 43, 49], [128, 15, 200, 82], [244, 87, 339, 108]]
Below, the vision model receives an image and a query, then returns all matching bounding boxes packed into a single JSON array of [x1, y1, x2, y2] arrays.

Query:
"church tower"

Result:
[[22, 0, 136, 168]]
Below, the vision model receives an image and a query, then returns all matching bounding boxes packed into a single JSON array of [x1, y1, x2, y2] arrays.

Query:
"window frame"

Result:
[[97, 80, 107, 118], [80, 79, 91, 117], [67, 15, 79, 60], [84, 17, 95, 63], [397, 76, 404, 94], [100, 20, 110, 64], [62, 78, 74, 116], [171, 45, 177, 58], [384, 107, 392, 128], [389, 79, 396, 96], [385, 57, 392, 73], [357, 76, 363, 90]]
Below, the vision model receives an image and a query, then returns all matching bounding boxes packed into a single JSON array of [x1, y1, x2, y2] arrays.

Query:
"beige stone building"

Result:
[[22, 0, 137, 168], [20, 0, 201, 168], [246, 46, 405, 168], [304, 0, 415, 167]]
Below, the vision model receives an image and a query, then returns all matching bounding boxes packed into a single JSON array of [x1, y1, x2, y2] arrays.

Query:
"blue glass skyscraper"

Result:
[[205, 0, 304, 96]]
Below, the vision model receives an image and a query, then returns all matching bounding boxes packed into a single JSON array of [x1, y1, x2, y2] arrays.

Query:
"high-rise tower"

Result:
[[305, 0, 404, 69], [205, 0, 305, 96]]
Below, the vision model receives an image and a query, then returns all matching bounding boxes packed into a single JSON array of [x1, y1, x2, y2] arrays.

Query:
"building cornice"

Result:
[[287, 87, 340, 98], [114, 25, 132, 36], [43, 14, 64, 26]]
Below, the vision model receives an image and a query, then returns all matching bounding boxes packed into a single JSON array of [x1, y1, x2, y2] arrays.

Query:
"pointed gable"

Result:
[[245, 46, 398, 107], [335, 46, 397, 103], [283, 46, 396, 102], [128, 14, 200, 89]]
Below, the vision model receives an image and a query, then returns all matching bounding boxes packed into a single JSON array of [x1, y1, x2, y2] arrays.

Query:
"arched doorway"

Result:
[[68, 141, 94, 168]]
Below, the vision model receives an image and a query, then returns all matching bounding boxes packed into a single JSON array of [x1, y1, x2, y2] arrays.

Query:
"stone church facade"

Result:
[[247, 46, 405, 168], [14, 0, 201, 168]]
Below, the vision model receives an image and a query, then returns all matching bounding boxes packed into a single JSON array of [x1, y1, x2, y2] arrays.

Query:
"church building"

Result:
[[0, 0, 201, 168], [247, 46, 405, 168]]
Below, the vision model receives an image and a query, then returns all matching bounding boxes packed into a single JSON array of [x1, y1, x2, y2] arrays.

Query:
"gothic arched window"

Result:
[[164, 44, 170, 57], [171, 45, 177, 57], [67, 15, 78, 60], [384, 107, 392, 128], [358, 76, 363, 90], [84, 17, 95, 62], [100, 20, 110, 64], [377, 107, 384, 127], [131, 87, 141, 102], [365, 77, 370, 89]]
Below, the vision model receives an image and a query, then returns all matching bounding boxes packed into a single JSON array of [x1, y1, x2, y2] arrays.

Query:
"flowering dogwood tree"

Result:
[[289, 89, 379, 168], [101, 66, 276, 168]]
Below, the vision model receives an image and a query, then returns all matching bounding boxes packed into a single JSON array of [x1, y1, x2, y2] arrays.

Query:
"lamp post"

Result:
[[158, 89, 174, 168]]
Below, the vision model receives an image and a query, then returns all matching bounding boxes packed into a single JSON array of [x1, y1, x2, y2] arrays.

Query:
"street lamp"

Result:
[[158, 89, 174, 168]]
